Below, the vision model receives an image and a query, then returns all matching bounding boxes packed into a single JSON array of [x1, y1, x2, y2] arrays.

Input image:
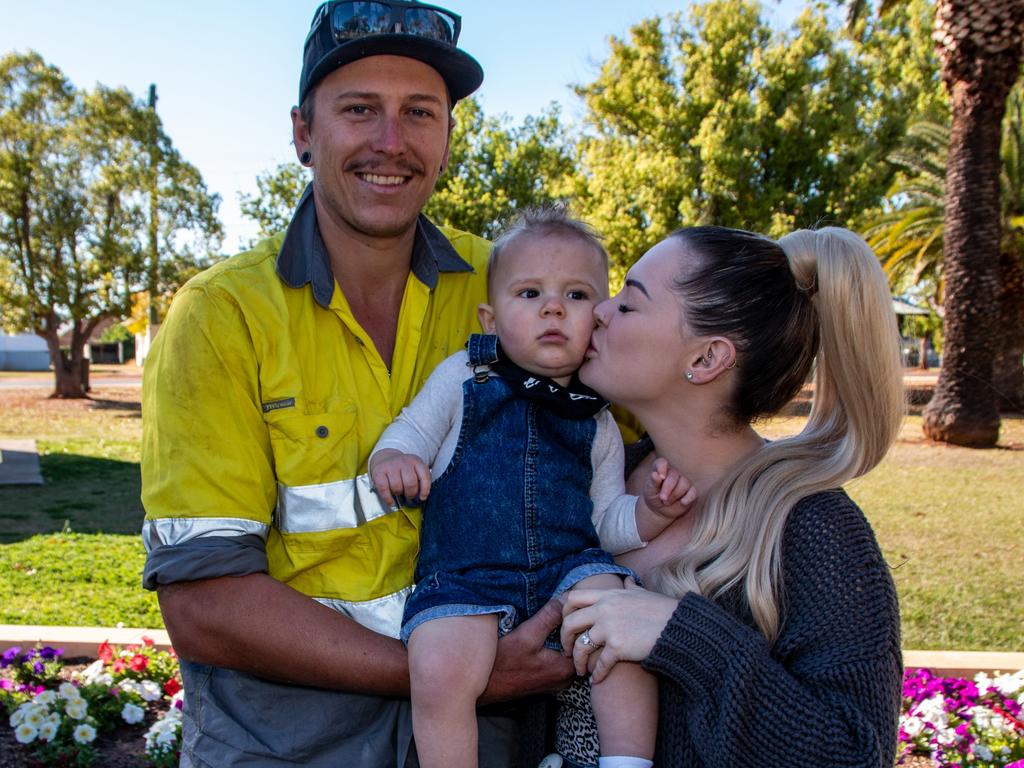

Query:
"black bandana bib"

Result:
[[488, 340, 607, 420]]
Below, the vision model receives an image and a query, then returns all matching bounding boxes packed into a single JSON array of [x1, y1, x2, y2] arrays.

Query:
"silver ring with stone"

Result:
[[578, 630, 595, 647]]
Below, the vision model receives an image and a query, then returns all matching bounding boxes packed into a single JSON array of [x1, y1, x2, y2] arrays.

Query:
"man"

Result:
[[140, 3, 572, 765]]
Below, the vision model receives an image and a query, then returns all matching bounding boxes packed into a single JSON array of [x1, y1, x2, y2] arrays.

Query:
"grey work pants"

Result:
[[178, 660, 521, 767]]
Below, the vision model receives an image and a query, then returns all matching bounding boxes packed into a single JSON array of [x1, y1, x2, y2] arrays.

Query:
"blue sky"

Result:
[[2, 1, 804, 250]]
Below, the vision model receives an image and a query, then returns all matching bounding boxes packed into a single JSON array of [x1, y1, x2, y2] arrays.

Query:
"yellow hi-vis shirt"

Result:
[[141, 192, 490, 638]]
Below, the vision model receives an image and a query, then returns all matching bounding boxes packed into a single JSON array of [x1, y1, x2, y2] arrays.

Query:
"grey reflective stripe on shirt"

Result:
[[275, 472, 394, 533], [141, 517, 270, 552], [315, 585, 413, 639]]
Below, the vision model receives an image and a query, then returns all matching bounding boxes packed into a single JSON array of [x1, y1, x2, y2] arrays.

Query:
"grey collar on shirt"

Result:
[[275, 183, 475, 309]]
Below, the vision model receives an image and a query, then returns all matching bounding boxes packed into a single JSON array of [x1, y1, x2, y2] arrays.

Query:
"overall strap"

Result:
[[465, 333, 498, 383]]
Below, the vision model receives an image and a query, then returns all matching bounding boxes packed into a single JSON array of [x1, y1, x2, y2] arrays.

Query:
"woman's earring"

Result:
[[686, 371, 694, 382], [300, 150, 312, 166]]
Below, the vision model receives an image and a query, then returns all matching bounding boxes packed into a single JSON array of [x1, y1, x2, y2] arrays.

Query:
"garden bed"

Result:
[[3, 638, 1023, 767], [1, 642, 180, 767]]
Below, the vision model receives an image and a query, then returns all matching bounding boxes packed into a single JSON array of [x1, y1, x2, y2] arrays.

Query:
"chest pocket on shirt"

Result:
[[266, 407, 359, 488]]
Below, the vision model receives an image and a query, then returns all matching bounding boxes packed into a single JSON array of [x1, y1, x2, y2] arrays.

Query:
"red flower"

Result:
[[142, 636, 155, 647], [98, 641, 113, 662], [163, 678, 181, 696], [129, 654, 149, 672]]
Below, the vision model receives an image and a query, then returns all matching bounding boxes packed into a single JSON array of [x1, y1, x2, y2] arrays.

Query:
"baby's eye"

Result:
[[567, 289, 590, 301], [617, 303, 633, 314], [517, 288, 540, 299]]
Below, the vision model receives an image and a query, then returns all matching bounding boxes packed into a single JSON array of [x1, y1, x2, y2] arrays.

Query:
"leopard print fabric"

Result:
[[554, 678, 599, 767]]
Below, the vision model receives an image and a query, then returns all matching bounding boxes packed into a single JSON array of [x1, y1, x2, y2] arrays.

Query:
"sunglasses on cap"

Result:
[[308, 1, 462, 47]]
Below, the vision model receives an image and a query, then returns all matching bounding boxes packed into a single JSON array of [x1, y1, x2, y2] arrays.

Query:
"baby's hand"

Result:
[[369, 449, 432, 508], [643, 457, 697, 520]]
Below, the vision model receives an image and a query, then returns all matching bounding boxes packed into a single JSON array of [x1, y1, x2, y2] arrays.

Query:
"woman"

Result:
[[558, 226, 904, 767]]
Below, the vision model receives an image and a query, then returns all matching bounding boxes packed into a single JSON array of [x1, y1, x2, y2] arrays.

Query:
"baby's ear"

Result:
[[477, 303, 497, 333]]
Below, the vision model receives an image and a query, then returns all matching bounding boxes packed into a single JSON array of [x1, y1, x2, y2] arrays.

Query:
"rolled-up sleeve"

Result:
[[140, 279, 277, 589]]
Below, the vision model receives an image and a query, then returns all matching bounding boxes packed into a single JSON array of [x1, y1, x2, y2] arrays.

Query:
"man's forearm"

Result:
[[157, 573, 411, 696]]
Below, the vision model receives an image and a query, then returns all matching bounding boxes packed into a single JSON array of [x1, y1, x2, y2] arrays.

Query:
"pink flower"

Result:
[[129, 654, 149, 672]]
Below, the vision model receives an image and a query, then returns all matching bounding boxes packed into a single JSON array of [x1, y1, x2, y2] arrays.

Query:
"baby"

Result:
[[369, 207, 694, 768]]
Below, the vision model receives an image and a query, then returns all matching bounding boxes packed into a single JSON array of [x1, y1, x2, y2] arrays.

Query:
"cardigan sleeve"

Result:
[[642, 490, 902, 768]]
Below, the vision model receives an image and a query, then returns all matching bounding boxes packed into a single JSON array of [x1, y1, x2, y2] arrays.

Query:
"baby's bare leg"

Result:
[[573, 573, 657, 761], [408, 614, 499, 768]]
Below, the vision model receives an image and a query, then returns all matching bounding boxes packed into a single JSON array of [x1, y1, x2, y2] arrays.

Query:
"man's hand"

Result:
[[369, 449, 432, 507], [480, 598, 575, 704]]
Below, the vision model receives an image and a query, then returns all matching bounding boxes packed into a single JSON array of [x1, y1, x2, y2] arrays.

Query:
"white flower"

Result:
[[119, 679, 142, 696], [971, 705, 1000, 731], [139, 680, 163, 702], [913, 694, 948, 729], [973, 744, 993, 761], [38, 720, 58, 742], [14, 723, 38, 744], [155, 726, 179, 747], [72, 723, 97, 744], [35, 690, 57, 705], [121, 702, 145, 724], [23, 707, 46, 727], [992, 671, 1024, 696], [9, 708, 25, 727], [58, 681, 80, 700], [901, 715, 925, 738], [65, 700, 87, 720], [78, 659, 105, 683]]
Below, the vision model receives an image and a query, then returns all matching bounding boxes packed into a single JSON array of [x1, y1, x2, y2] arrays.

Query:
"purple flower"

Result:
[[38, 646, 61, 660], [32, 660, 44, 674], [0, 679, 11, 690], [0, 646, 21, 667]]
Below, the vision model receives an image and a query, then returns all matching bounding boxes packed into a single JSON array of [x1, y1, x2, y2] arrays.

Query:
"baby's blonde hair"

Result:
[[487, 205, 608, 299]]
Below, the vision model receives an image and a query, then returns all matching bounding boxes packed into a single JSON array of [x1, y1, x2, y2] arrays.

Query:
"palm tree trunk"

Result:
[[994, 249, 1024, 411], [923, 0, 1024, 446], [922, 86, 1005, 445]]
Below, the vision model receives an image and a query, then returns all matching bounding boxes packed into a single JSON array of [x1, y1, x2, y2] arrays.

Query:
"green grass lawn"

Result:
[[1, 385, 1021, 651]]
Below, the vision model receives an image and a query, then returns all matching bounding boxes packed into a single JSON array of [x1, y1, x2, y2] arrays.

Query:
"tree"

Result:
[[238, 161, 310, 246], [866, 104, 1024, 410], [425, 97, 577, 239], [0, 52, 221, 397], [572, 0, 941, 270], [849, 0, 1024, 445]]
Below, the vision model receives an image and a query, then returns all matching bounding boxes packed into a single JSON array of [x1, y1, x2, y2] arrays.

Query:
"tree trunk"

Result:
[[993, 249, 1024, 411], [921, 83, 1005, 446], [41, 328, 86, 399], [918, 335, 930, 370], [922, 0, 1024, 446]]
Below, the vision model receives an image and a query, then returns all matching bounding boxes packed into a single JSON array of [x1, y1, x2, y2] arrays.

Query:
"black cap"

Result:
[[299, 3, 484, 105]]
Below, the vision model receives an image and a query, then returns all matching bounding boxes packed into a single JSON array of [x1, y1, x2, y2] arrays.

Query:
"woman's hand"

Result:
[[561, 579, 679, 683]]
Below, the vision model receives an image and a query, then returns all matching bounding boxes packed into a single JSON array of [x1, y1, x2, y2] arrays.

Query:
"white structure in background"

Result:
[[0, 333, 49, 371], [135, 324, 159, 367]]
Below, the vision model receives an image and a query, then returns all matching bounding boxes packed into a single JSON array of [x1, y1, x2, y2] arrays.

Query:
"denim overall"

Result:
[[400, 334, 632, 643]]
